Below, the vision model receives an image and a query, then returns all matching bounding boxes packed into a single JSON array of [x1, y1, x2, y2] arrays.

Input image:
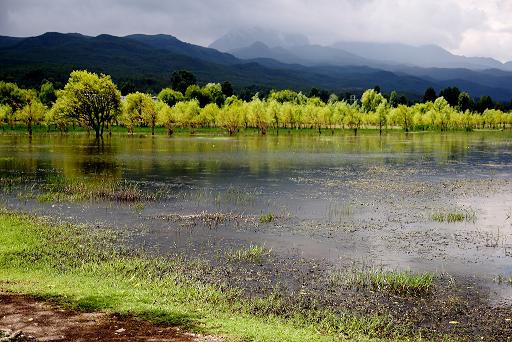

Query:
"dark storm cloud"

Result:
[[1, 0, 511, 61]]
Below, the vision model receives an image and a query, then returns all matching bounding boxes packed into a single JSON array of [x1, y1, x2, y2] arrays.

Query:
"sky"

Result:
[[1, 0, 511, 62]]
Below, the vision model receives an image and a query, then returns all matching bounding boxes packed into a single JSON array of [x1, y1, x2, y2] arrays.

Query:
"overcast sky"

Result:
[[1, 0, 511, 62]]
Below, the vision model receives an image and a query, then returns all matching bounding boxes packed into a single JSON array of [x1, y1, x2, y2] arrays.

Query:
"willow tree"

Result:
[[0, 105, 12, 131], [217, 96, 242, 135], [122, 92, 157, 135], [361, 89, 386, 113], [16, 90, 46, 136], [157, 102, 176, 135], [247, 96, 271, 135], [58, 70, 121, 138], [375, 101, 389, 135], [45, 97, 74, 132]]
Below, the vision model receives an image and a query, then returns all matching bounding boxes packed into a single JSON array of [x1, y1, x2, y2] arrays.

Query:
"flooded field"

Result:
[[1, 131, 512, 338]]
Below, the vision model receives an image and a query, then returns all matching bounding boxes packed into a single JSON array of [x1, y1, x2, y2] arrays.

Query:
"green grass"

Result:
[[228, 245, 271, 263], [259, 213, 275, 224], [431, 210, 476, 223], [0, 210, 417, 341], [34, 175, 155, 203], [340, 269, 434, 297]]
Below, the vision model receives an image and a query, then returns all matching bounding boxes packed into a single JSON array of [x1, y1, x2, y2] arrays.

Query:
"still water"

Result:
[[1, 131, 512, 286]]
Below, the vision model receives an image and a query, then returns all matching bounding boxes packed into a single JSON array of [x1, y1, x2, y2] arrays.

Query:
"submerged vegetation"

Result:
[[1, 71, 512, 138]]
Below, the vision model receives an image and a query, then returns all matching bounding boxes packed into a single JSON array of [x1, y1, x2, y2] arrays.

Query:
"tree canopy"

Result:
[[56, 70, 121, 138]]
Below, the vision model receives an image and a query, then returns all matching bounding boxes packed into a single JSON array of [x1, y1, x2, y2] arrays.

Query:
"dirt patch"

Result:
[[0, 293, 221, 342]]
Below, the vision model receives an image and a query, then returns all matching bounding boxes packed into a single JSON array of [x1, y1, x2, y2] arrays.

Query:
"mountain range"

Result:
[[1, 30, 512, 102]]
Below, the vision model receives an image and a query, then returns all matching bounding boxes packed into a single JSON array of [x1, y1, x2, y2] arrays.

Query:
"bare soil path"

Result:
[[0, 293, 221, 342]]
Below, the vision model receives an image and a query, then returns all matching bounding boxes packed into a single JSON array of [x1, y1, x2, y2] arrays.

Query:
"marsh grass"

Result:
[[37, 175, 156, 203], [327, 202, 353, 221], [184, 186, 261, 209], [492, 274, 512, 285], [0, 210, 424, 341], [334, 269, 434, 297], [228, 244, 271, 263], [0, 175, 32, 188], [431, 209, 476, 223], [259, 213, 275, 223]]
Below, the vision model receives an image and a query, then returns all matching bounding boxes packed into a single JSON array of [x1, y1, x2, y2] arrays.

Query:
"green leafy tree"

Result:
[[158, 88, 184, 107], [389, 91, 399, 108], [203, 83, 225, 107], [171, 70, 197, 94], [476, 96, 494, 113], [175, 100, 200, 129], [197, 103, 219, 128], [57, 70, 121, 138], [217, 96, 242, 135], [423, 87, 437, 103], [39, 81, 57, 107], [122, 92, 157, 134], [0, 105, 12, 131], [247, 96, 271, 135], [221, 81, 234, 97], [391, 104, 414, 132], [45, 95, 74, 132], [439, 87, 460, 107], [269, 90, 306, 104], [185, 85, 210, 107], [0, 81, 26, 113], [361, 89, 385, 113], [15, 90, 46, 136], [457, 92, 473, 112], [344, 103, 362, 135], [157, 102, 176, 135], [376, 101, 389, 134]]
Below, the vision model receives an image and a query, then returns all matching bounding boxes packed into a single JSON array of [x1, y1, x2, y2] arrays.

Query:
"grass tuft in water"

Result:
[[259, 213, 275, 224], [431, 209, 476, 223], [36, 175, 156, 203], [228, 244, 271, 263], [337, 269, 434, 297]]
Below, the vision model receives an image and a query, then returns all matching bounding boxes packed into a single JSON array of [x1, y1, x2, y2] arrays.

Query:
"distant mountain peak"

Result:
[[209, 27, 309, 52]]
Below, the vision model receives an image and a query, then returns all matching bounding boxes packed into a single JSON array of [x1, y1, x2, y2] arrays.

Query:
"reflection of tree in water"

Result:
[[1, 132, 508, 188], [47, 135, 122, 182]]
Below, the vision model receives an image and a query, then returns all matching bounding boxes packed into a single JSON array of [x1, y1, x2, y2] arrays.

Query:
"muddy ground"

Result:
[[0, 293, 221, 342]]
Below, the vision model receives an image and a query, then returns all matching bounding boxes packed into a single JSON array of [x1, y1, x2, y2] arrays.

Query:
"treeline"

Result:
[[1, 70, 511, 137]]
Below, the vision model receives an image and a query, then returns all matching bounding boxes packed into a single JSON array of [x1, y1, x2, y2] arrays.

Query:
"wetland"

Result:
[[1, 130, 512, 341]]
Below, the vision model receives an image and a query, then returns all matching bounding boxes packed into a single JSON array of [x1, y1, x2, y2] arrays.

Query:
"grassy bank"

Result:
[[0, 210, 419, 342]]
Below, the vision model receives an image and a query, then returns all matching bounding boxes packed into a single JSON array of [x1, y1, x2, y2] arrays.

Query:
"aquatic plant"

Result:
[[259, 213, 275, 223], [36, 175, 156, 203], [431, 209, 476, 223], [228, 244, 271, 263], [338, 269, 434, 297]]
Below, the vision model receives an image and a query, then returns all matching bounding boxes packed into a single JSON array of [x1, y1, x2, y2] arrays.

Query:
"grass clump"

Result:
[[228, 244, 271, 263], [37, 175, 155, 203], [343, 269, 434, 297], [259, 213, 275, 224], [431, 210, 476, 223]]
